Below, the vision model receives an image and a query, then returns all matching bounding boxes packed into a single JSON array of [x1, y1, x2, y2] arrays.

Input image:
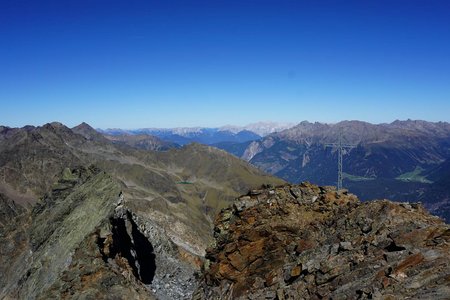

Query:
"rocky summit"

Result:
[[0, 166, 199, 300], [0, 165, 153, 299], [194, 183, 450, 299]]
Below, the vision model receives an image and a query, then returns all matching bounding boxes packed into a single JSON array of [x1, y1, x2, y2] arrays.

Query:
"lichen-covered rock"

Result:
[[194, 182, 450, 299], [0, 166, 156, 299], [0, 165, 206, 300]]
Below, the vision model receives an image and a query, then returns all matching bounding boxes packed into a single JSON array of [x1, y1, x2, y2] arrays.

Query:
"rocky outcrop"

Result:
[[41, 194, 200, 300], [0, 193, 28, 294], [0, 192, 25, 228], [0, 165, 205, 299], [127, 212, 201, 300], [241, 141, 264, 162], [1, 122, 286, 299], [194, 183, 450, 299], [0, 166, 154, 299]]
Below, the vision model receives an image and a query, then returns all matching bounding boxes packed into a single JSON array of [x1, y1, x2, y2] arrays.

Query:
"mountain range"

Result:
[[212, 120, 450, 221], [96, 119, 450, 221], [98, 122, 295, 146], [0, 121, 283, 299], [1, 120, 449, 299]]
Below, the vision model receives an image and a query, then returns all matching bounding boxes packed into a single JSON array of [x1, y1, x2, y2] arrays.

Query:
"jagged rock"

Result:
[[194, 183, 450, 299], [1, 122, 285, 299], [0, 165, 206, 300], [0, 166, 157, 299]]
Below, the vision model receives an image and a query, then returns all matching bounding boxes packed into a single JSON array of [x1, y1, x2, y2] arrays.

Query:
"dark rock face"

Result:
[[194, 183, 450, 299], [0, 165, 204, 299], [0, 192, 25, 227], [0, 166, 156, 299], [0, 193, 28, 292], [41, 226, 154, 300], [110, 211, 157, 284]]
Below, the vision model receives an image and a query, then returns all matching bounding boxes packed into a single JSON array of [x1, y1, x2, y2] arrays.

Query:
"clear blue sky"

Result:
[[1, 0, 449, 128]]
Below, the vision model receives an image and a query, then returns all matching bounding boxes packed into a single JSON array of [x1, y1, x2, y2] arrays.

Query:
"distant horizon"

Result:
[[96, 118, 450, 131], [2, 118, 450, 131]]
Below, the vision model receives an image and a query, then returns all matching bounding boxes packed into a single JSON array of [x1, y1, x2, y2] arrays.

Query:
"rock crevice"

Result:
[[98, 209, 157, 285]]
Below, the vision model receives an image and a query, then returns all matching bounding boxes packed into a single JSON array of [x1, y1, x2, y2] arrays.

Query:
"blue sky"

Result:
[[1, 0, 449, 128]]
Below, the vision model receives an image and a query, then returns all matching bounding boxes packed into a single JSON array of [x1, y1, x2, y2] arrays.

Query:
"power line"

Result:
[[325, 132, 357, 191]]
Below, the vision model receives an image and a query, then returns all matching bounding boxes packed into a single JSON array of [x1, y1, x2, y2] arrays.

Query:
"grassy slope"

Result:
[[0, 124, 285, 254]]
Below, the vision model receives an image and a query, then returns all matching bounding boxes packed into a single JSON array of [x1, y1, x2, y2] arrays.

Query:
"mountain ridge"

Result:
[[0, 121, 285, 299], [97, 122, 297, 146], [213, 120, 450, 221], [0, 121, 284, 258], [1, 120, 449, 299]]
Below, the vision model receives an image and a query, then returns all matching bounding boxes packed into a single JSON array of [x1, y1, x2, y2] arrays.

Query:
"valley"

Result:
[[99, 120, 450, 222], [211, 120, 450, 221], [1, 120, 449, 299], [3, 1, 450, 298], [0, 122, 284, 299]]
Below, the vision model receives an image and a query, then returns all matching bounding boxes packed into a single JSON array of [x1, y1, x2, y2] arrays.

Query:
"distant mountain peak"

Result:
[[73, 122, 95, 131], [43, 122, 66, 129], [219, 121, 296, 136], [77, 121, 92, 127], [72, 122, 106, 141]]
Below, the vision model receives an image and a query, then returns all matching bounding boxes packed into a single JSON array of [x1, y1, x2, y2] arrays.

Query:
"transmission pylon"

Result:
[[325, 132, 357, 191]]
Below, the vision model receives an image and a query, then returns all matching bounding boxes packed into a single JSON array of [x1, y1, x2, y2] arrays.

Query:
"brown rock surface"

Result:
[[194, 182, 450, 299]]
